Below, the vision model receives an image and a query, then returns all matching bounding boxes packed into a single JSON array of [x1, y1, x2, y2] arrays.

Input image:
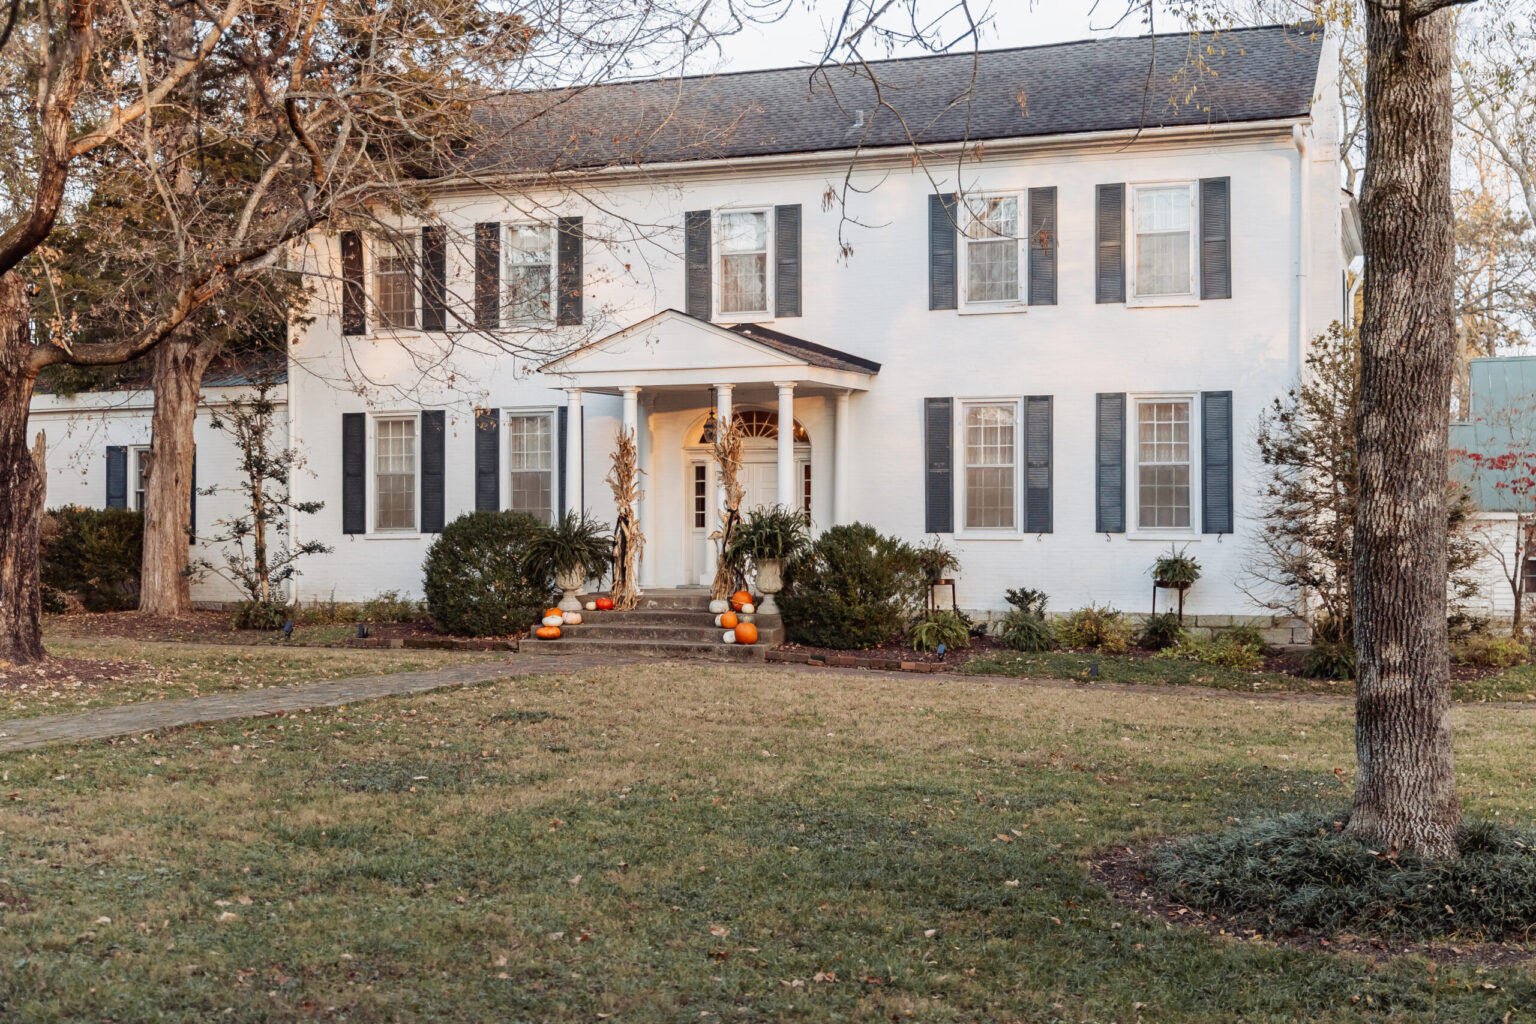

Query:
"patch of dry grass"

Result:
[[0, 664, 1533, 1022]]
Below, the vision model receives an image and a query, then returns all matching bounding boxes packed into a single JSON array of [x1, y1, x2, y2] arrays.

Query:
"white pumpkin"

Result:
[[585, 601, 597, 611], [542, 614, 564, 627], [708, 599, 729, 614], [563, 611, 583, 625], [722, 630, 737, 644], [741, 603, 756, 615], [713, 614, 724, 627]]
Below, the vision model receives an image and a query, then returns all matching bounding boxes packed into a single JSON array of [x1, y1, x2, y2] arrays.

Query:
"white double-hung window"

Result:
[[964, 195, 1021, 305], [719, 210, 769, 316], [1135, 398, 1192, 530], [375, 239, 416, 328], [506, 224, 554, 323], [506, 411, 556, 523], [963, 401, 1017, 531], [1132, 184, 1195, 299], [375, 416, 418, 532]]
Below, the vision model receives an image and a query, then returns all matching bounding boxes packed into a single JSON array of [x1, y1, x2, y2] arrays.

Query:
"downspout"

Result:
[[1292, 123, 1311, 382], [285, 347, 300, 610]]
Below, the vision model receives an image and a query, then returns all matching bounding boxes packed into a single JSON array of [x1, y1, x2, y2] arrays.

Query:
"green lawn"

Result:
[[1, 639, 500, 720], [1, 662, 1533, 1021], [963, 648, 1536, 704]]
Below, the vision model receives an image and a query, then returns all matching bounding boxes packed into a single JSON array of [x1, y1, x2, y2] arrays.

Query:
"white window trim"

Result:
[[502, 406, 559, 523], [504, 222, 557, 329], [957, 191, 1028, 314], [953, 396, 1023, 540], [367, 411, 422, 538], [1127, 181, 1200, 308], [131, 445, 152, 512], [1128, 391, 1201, 541], [371, 235, 418, 331], [715, 206, 774, 321]]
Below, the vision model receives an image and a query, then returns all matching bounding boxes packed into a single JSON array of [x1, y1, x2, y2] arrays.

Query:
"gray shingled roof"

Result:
[[477, 24, 1324, 172], [726, 322, 881, 374]]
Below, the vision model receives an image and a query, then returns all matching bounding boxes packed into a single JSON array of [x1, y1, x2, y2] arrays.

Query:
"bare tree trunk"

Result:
[[138, 337, 213, 617], [0, 272, 48, 664], [1348, 3, 1463, 859]]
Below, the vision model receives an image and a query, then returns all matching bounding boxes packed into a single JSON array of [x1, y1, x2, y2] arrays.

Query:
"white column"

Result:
[[621, 386, 639, 438], [833, 390, 851, 526], [776, 382, 796, 510], [565, 388, 583, 516], [639, 394, 657, 588]]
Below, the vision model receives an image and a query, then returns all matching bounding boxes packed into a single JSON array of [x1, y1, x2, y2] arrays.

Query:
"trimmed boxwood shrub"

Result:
[[779, 522, 924, 649], [40, 505, 144, 612], [422, 511, 555, 637]]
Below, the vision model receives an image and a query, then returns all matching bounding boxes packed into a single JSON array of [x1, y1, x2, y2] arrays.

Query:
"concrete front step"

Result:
[[525, 637, 766, 661], [560, 622, 728, 642]]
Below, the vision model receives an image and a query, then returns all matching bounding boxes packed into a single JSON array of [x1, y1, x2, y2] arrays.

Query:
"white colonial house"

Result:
[[42, 26, 1360, 626]]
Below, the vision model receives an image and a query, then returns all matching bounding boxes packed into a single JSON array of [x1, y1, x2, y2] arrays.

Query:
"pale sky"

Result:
[[697, 1, 1174, 75]]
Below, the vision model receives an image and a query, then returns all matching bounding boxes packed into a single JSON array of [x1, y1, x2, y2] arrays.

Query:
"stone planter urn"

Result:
[[755, 558, 784, 615], [556, 566, 586, 613]]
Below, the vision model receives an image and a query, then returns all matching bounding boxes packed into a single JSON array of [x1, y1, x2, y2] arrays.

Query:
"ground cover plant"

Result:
[[0, 639, 499, 720], [1, 664, 1534, 1021]]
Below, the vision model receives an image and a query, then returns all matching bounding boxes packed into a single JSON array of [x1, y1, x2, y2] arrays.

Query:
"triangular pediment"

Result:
[[541, 310, 802, 376]]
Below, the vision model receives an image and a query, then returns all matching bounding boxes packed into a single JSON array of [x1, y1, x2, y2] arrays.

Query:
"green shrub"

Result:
[[1148, 812, 1536, 941], [359, 590, 423, 623], [1454, 634, 1529, 668], [231, 600, 290, 630], [1004, 587, 1049, 616], [909, 611, 970, 653], [1223, 623, 1270, 653], [422, 511, 554, 637], [1057, 605, 1133, 654], [779, 523, 924, 649], [1000, 609, 1057, 652], [1136, 612, 1186, 651], [40, 505, 144, 612], [1301, 639, 1355, 680], [1158, 632, 1264, 670]]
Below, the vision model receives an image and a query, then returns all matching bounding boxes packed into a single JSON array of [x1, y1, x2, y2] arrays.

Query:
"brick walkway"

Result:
[[0, 655, 615, 754]]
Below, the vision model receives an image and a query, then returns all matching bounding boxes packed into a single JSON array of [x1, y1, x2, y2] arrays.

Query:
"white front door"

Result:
[[740, 457, 777, 514]]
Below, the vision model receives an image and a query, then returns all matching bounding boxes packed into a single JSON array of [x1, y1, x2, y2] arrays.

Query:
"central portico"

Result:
[[540, 310, 879, 588]]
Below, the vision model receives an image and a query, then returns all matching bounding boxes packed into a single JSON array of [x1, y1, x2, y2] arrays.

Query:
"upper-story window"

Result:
[[1132, 184, 1195, 299], [506, 224, 554, 323], [719, 210, 769, 316], [964, 195, 1021, 304], [375, 416, 418, 532], [375, 239, 416, 329]]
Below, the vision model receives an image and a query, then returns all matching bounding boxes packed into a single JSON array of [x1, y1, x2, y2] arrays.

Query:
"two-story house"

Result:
[[282, 24, 1355, 621]]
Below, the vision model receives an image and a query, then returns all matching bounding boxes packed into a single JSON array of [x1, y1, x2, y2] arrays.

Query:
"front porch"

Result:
[[541, 310, 880, 590]]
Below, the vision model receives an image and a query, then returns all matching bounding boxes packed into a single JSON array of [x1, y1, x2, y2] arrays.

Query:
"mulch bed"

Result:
[[769, 634, 1009, 672], [0, 656, 141, 694], [1092, 842, 1536, 969]]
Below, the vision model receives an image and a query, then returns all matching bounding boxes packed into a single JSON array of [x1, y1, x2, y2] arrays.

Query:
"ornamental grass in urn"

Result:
[[725, 504, 809, 615], [534, 512, 613, 612]]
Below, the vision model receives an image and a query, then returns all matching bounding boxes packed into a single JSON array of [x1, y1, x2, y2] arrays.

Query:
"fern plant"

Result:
[[909, 611, 970, 653]]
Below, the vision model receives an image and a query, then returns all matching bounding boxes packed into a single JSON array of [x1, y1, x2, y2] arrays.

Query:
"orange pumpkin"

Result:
[[730, 589, 753, 610], [719, 611, 739, 629], [535, 625, 562, 640], [734, 622, 758, 645], [595, 597, 615, 611], [544, 607, 563, 619]]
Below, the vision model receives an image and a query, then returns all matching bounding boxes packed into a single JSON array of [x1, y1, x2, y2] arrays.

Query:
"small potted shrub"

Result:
[[726, 504, 809, 615], [535, 512, 613, 612], [1151, 545, 1201, 622], [917, 536, 961, 611]]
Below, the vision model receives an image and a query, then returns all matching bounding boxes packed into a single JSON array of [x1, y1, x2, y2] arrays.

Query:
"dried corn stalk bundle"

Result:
[[606, 427, 645, 610], [708, 420, 745, 600]]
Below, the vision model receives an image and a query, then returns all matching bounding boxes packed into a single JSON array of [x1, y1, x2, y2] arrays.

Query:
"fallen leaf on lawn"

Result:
[[94, 916, 111, 925], [708, 924, 729, 938], [216, 912, 239, 923], [924, 928, 937, 938], [1004, 879, 1020, 887]]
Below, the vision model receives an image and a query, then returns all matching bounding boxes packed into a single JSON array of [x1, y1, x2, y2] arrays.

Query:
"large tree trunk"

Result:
[[138, 337, 213, 617], [1347, 4, 1462, 859], [0, 272, 48, 665]]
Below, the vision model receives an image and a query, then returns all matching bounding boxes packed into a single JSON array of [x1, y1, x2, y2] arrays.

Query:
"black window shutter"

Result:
[[1095, 393, 1126, 533], [420, 410, 445, 533], [342, 413, 366, 535], [1024, 396, 1053, 533], [557, 405, 568, 515], [774, 204, 802, 317], [474, 222, 500, 329], [340, 231, 365, 335], [923, 397, 954, 533], [1095, 184, 1126, 304], [557, 216, 584, 326], [475, 408, 500, 511], [1202, 390, 1234, 533], [421, 226, 447, 330], [105, 446, 128, 508], [1027, 187, 1058, 306], [684, 210, 712, 320], [1199, 177, 1232, 300], [928, 194, 958, 311]]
